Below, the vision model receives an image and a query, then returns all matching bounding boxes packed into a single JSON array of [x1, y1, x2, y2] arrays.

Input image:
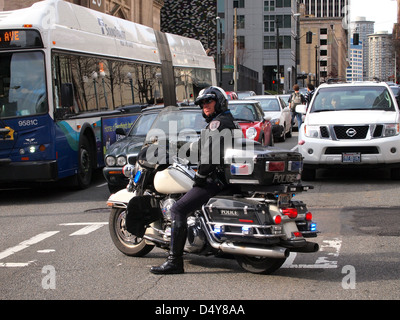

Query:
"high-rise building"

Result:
[[350, 16, 374, 80], [298, 0, 349, 85], [368, 31, 395, 82], [300, 0, 349, 18], [346, 39, 363, 82]]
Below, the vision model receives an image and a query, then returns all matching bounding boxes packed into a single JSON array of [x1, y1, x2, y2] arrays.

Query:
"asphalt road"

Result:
[[1, 132, 400, 303]]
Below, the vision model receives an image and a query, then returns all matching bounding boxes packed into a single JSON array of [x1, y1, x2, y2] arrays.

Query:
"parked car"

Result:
[[245, 95, 292, 141], [103, 105, 205, 192], [297, 81, 400, 180], [225, 91, 238, 100], [228, 100, 273, 146], [279, 93, 304, 130], [237, 91, 256, 99]]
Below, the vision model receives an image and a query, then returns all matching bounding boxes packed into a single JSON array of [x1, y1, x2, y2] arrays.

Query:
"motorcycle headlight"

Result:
[[105, 155, 116, 167], [116, 155, 127, 167], [122, 164, 135, 178], [246, 127, 258, 140]]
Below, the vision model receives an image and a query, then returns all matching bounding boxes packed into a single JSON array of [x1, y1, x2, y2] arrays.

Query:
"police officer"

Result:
[[150, 86, 240, 274]]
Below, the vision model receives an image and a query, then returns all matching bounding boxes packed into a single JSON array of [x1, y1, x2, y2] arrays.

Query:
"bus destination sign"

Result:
[[0, 29, 43, 50]]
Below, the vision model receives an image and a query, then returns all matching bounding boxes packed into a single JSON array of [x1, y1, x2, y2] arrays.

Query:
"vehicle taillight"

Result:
[[281, 208, 298, 219], [305, 212, 313, 221], [273, 215, 282, 224], [265, 161, 285, 172]]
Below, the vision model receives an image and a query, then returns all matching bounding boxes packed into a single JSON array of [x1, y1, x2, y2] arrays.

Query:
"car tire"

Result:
[[286, 124, 292, 138], [302, 167, 316, 181], [279, 125, 286, 142], [76, 136, 93, 189], [390, 167, 400, 180]]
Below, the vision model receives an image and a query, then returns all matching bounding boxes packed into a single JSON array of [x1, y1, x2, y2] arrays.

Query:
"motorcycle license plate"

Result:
[[278, 193, 290, 207], [342, 152, 361, 163]]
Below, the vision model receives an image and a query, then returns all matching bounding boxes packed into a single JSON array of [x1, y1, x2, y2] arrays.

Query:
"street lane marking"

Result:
[[59, 222, 108, 236], [37, 249, 56, 253], [282, 238, 342, 269], [0, 261, 36, 267], [0, 231, 59, 267]]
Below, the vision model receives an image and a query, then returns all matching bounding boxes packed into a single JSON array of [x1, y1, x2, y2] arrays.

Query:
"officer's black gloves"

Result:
[[193, 172, 207, 188]]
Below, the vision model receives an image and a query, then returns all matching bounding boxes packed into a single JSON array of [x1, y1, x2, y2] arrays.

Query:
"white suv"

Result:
[[296, 82, 400, 180]]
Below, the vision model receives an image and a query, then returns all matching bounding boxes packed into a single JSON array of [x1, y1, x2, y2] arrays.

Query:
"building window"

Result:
[[263, 35, 291, 49], [280, 36, 291, 49], [276, 15, 291, 28], [233, 0, 245, 8], [264, 36, 276, 49], [264, 15, 291, 31], [238, 36, 245, 49], [264, 15, 275, 32], [264, 0, 275, 11], [234, 15, 245, 29], [276, 0, 291, 7]]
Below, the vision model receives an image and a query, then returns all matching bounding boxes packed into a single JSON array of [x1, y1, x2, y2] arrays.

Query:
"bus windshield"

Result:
[[0, 51, 47, 118]]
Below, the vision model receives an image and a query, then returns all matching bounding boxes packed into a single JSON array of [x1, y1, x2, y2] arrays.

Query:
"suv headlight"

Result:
[[383, 124, 400, 137], [246, 127, 258, 140], [304, 125, 321, 138]]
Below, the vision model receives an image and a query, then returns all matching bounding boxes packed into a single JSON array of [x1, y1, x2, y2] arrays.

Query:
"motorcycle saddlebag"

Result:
[[126, 195, 162, 238], [204, 197, 272, 225], [224, 146, 302, 187]]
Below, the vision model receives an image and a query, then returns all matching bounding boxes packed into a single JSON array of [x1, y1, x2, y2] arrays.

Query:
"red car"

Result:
[[228, 100, 273, 146], [225, 91, 238, 100]]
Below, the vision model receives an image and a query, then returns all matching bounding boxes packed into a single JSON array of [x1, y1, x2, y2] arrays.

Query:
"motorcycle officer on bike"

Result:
[[150, 86, 240, 274]]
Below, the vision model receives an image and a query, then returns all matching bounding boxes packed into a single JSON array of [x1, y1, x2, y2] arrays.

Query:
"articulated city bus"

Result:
[[0, 0, 216, 188]]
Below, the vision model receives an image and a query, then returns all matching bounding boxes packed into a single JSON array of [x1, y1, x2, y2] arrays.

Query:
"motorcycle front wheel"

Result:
[[234, 255, 286, 275], [109, 207, 154, 256]]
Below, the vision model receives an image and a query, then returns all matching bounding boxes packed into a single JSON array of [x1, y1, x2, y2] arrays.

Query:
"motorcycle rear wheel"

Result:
[[234, 255, 286, 274], [109, 208, 154, 256]]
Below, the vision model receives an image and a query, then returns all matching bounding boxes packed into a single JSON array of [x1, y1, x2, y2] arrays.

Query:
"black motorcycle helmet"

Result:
[[195, 86, 228, 122]]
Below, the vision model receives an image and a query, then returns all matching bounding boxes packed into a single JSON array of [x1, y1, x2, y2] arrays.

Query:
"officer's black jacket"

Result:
[[197, 111, 242, 180]]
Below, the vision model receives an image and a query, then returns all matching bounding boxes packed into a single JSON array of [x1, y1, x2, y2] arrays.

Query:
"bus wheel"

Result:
[[77, 136, 93, 189]]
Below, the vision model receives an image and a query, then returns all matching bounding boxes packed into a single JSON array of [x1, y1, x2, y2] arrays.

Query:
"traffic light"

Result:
[[353, 33, 359, 45], [306, 31, 313, 44]]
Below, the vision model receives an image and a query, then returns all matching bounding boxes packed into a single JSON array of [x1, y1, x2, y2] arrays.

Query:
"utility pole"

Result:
[[233, 8, 238, 92], [276, 17, 280, 94], [216, 16, 223, 87]]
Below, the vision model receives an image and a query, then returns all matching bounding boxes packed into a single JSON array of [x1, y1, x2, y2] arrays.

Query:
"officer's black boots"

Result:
[[150, 221, 187, 274]]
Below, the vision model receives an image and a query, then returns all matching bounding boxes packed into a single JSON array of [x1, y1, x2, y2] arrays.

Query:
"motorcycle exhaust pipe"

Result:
[[289, 241, 319, 253], [219, 242, 290, 259], [199, 217, 289, 259]]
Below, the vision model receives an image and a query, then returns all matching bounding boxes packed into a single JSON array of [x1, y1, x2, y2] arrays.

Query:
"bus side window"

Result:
[[60, 83, 73, 108]]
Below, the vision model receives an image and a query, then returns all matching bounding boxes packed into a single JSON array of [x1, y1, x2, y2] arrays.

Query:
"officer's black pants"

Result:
[[171, 183, 222, 225]]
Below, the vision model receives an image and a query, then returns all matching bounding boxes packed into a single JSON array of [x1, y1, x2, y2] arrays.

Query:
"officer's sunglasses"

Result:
[[200, 98, 215, 107]]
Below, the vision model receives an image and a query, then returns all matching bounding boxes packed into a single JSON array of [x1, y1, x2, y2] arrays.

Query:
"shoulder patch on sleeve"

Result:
[[209, 120, 220, 131]]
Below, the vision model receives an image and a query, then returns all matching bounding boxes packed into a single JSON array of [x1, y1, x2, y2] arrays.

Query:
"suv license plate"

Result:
[[342, 152, 361, 163]]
